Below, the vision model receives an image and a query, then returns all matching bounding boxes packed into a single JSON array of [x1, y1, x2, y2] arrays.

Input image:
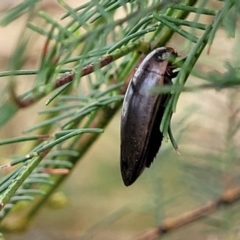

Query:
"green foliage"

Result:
[[0, 0, 239, 239]]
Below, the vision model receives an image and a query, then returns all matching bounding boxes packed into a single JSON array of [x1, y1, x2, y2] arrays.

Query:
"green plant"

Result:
[[0, 0, 239, 239]]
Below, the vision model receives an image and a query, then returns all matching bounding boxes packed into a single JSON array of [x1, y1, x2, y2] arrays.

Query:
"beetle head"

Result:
[[153, 47, 178, 63]]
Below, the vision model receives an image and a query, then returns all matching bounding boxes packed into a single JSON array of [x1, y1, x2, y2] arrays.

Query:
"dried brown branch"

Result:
[[135, 186, 240, 240], [54, 55, 113, 88], [11, 55, 114, 108]]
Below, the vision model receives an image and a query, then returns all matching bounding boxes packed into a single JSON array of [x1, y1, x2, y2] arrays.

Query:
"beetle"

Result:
[[120, 47, 179, 186]]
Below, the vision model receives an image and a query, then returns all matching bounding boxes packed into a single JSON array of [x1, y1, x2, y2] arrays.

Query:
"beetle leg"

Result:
[[168, 56, 187, 78], [171, 70, 179, 78]]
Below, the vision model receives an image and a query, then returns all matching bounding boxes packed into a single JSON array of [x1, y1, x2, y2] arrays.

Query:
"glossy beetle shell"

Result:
[[120, 47, 178, 186]]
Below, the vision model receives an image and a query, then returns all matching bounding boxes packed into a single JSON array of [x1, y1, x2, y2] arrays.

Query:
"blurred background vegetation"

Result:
[[0, 0, 240, 240]]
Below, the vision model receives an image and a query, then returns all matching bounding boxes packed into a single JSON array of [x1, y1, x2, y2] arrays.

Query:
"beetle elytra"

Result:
[[120, 47, 179, 186]]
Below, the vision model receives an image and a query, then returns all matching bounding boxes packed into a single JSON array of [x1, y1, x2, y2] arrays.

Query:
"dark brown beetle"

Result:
[[120, 47, 179, 186]]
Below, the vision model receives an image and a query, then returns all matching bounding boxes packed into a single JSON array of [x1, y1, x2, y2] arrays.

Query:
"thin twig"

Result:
[[134, 186, 240, 240], [10, 55, 114, 108], [54, 55, 113, 88]]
